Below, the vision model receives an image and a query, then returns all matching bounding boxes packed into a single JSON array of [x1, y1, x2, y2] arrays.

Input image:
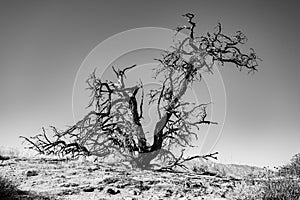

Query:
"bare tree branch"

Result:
[[20, 13, 259, 170]]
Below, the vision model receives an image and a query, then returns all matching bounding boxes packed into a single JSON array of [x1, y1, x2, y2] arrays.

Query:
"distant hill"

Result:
[[181, 159, 263, 178]]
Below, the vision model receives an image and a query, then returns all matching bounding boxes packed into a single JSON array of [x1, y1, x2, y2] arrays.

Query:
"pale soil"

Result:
[[0, 157, 263, 200]]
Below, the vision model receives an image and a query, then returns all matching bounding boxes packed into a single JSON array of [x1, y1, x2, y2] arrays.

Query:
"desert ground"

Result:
[[0, 153, 270, 200]]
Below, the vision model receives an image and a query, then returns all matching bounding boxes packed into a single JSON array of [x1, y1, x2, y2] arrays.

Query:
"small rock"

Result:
[[129, 189, 140, 195], [165, 189, 173, 197], [88, 165, 100, 172], [133, 190, 138, 195], [66, 170, 77, 176], [59, 183, 71, 187], [71, 182, 79, 187], [60, 182, 79, 187], [106, 188, 120, 195], [192, 182, 203, 188], [97, 186, 104, 191], [101, 177, 119, 185], [83, 186, 95, 192], [26, 170, 38, 177], [71, 171, 77, 175]]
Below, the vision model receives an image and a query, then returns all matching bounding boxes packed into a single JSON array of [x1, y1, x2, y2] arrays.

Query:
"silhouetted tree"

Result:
[[20, 13, 260, 170]]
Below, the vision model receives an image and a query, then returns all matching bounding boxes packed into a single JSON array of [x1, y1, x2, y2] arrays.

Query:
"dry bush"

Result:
[[259, 154, 300, 200], [278, 153, 300, 178], [261, 177, 300, 200], [245, 166, 300, 200]]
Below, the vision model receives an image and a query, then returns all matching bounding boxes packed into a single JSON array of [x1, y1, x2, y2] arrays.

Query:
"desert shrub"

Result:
[[278, 153, 300, 178], [255, 167, 300, 200], [261, 177, 300, 200], [0, 174, 19, 198], [259, 153, 300, 200], [241, 166, 300, 200]]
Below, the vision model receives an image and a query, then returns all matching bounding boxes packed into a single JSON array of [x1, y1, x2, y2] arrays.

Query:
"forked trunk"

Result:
[[131, 150, 160, 169]]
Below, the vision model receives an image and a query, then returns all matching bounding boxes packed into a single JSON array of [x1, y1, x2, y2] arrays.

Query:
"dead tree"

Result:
[[20, 13, 260, 169]]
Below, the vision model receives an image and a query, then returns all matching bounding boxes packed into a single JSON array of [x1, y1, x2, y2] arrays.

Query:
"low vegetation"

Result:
[[261, 175, 300, 200], [246, 154, 300, 200], [278, 153, 300, 178]]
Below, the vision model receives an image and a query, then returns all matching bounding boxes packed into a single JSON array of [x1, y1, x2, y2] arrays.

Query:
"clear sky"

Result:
[[0, 0, 300, 167]]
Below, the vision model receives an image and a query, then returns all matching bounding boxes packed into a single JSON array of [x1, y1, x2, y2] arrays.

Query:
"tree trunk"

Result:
[[131, 150, 160, 169]]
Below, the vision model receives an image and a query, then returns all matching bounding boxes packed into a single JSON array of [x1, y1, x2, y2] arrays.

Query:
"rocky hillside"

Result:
[[0, 156, 267, 200]]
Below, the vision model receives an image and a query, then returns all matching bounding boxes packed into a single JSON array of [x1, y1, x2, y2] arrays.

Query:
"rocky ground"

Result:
[[0, 156, 265, 200]]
